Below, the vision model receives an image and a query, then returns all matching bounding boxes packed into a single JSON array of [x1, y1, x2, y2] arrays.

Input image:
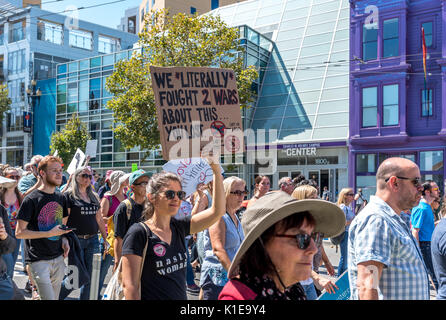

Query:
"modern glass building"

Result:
[[210, 0, 350, 195], [0, 4, 138, 166], [55, 25, 273, 175]]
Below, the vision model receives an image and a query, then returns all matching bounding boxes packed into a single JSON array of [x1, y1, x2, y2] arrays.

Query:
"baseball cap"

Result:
[[129, 169, 152, 186]]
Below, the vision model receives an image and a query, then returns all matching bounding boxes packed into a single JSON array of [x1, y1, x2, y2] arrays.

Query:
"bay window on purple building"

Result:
[[349, 0, 446, 200]]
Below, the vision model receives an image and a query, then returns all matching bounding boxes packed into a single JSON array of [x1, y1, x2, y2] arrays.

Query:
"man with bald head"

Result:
[[348, 157, 430, 300]]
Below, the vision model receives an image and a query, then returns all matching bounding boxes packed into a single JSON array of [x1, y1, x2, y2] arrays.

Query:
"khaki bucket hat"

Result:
[[228, 191, 346, 279], [104, 170, 131, 196]]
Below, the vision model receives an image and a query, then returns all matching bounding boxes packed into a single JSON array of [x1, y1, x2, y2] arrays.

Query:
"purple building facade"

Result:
[[349, 0, 446, 200]]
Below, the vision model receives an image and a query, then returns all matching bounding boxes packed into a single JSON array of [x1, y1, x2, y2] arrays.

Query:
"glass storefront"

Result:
[[252, 146, 349, 200], [355, 150, 444, 201]]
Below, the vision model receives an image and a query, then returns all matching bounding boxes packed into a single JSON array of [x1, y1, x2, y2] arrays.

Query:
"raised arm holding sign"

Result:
[[162, 157, 224, 197]]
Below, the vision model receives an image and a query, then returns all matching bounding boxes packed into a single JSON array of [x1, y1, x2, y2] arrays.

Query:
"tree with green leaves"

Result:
[[0, 84, 12, 123], [106, 10, 258, 154], [49, 113, 91, 167]]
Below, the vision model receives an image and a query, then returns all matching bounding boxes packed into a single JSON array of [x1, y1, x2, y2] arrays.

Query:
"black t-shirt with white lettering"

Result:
[[122, 216, 191, 300], [113, 198, 144, 239], [64, 191, 100, 236], [17, 190, 69, 263]]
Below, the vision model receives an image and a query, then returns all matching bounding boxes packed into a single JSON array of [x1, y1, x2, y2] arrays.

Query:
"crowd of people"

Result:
[[1, 154, 446, 300]]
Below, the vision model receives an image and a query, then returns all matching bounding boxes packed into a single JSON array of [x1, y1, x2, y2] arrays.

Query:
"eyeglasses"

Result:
[[230, 190, 247, 196], [164, 190, 186, 201], [274, 232, 322, 250], [6, 175, 20, 180], [346, 193, 355, 196], [384, 176, 422, 187], [80, 174, 93, 179], [133, 181, 148, 187]]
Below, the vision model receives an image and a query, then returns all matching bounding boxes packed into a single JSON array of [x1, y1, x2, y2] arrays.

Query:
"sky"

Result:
[[42, 0, 142, 29]]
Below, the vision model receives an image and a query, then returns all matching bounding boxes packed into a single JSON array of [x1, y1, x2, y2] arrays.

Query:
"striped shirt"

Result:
[[348, 196, 430, 300]]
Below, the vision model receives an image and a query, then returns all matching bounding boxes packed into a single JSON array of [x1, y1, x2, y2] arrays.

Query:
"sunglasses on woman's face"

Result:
[[275, 232, 322, 250], [230, 190, 247, 196], [164, 190, 186, 201], [6, 175, 20, 180], [80, 173, 93, 179]]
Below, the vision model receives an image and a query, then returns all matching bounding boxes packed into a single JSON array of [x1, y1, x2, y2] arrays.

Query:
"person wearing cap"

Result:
[[112, 169, 151, 270], [218, 191, 345, 300], [98, 170, 113, 200], [97, 170, 130, 297]]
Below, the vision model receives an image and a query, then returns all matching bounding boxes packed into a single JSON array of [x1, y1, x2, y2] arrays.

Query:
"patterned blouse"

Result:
[[4, 198, 20, 231]]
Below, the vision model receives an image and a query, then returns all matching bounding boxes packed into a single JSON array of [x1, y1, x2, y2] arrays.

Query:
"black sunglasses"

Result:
[[384, 176, 421, 187], [164, 190, 186, 201], [230, 190, 247, 196], [275, 232, 322, 250], [133, 181, 148, 187], [80, 173, 93, 179]]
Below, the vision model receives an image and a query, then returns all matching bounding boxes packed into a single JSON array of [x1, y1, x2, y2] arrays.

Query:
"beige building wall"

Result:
[[138, 0, 245, 32], [23, 0, 41, 7]]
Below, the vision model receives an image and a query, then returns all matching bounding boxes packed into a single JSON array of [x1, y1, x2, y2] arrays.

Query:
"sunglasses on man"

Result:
[[275, 232, 323, 250], [384, 176, 422, 187]]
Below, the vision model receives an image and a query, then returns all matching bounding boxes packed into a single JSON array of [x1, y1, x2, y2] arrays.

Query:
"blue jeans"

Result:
[[59, 235, 100, 300], [3, 236, 21, 279], [98, 238, 114, 299], [302, 282, 318, 300], [337, 231, 348, 277], [420, 241, 438, 290], [201, 275, 224, 300], [0, 273, 14, 300]]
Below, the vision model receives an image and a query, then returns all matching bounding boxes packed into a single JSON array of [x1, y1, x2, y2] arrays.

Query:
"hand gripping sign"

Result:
[[150, 66, 244, 160], [162, 158, 224, 197]]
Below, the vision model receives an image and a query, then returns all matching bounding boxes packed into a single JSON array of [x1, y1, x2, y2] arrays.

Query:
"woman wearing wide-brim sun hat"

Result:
[[218, 191, 346, 300]]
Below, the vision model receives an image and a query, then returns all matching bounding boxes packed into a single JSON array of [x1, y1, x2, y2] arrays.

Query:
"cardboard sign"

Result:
[[317, 270, 350, 300], [85, 140, 98, 158], [162, 157, 224, 197], [67, 148, 86, 175], [150, 66, 244, 160]]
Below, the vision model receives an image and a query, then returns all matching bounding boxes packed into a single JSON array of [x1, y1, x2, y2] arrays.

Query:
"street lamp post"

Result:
[[24, 79, 41, 159]]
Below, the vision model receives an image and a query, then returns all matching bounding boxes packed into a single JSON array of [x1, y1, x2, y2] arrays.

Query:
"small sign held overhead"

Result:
[[67, 148, 86, 175], [85, 140, 98, 158]]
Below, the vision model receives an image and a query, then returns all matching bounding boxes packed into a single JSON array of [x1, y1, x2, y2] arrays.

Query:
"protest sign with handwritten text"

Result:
[[162, 158, 224, 197], [150, 66, 244, 160]]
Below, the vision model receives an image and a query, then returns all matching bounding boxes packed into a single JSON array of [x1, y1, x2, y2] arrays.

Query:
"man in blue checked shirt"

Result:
[[348, 157, 430, 300]]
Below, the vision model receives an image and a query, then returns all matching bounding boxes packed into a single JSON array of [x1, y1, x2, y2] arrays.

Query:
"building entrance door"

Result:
[[274, 167, 337, 200]]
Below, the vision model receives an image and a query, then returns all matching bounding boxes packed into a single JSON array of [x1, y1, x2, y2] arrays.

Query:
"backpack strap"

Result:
[[137, 222, 151, 287]]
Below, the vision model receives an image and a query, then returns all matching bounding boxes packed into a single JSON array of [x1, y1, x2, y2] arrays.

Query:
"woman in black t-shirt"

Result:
[[121, 158, 225, 300], [59, 167, 107, 300]]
